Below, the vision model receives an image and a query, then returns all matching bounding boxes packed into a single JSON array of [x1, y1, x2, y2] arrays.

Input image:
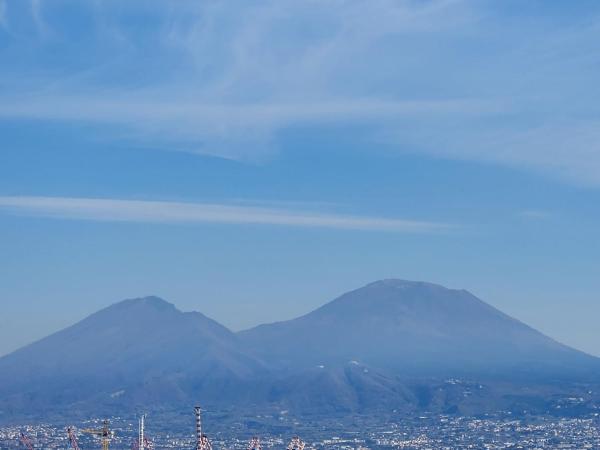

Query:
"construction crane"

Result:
[[67, 427, 81, 450], [247, 437, 262, 450], [194, 406, 212, 450], [82, 420, 112, 450], [19, 432, 34, 450], [287, 436, 305, 450]]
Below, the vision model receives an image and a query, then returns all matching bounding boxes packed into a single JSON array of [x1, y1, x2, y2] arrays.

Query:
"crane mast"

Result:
[[67, 427, 80, 450], [19, 432, 34, 450], [82, 419, 112, 450]]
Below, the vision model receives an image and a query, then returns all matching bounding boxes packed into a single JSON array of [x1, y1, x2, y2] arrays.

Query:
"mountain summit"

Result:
[[240, 279, 592, 374]]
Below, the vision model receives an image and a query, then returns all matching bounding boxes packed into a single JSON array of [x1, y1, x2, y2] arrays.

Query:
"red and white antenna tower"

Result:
[[287, 437, 305, 450], [247, 437, 262, 450], [194, 406, 212, 450]]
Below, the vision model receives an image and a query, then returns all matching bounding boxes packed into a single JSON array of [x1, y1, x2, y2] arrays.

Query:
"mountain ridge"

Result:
[[1, 280, 598, 419]]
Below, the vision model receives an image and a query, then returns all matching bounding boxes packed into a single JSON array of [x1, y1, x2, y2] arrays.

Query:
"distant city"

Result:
[[2, 411, 600, 450]]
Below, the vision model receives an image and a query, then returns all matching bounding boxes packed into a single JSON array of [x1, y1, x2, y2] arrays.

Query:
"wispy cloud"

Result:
[[1, 1, 600, 184], [0, 95, 495, 160], [0, 196, 449, 233]]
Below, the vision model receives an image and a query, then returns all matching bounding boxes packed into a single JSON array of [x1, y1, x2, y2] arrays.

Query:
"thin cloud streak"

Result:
[[0, 96, 494, 123], [0, 196, 450, 233]]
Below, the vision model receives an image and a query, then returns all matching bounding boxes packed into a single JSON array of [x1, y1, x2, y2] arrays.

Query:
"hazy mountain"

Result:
[[0, 281, 598, 420], [240, 280, 595, 375], [0, 296, 264, 414]]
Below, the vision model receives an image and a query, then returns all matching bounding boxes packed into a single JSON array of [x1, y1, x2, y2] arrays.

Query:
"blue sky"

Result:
[[1, 0, 600, 357]]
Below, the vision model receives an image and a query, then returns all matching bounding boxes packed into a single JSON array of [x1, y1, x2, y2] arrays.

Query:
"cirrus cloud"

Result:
[[1, 0, 600, 184], [0, 196, 451, 233]]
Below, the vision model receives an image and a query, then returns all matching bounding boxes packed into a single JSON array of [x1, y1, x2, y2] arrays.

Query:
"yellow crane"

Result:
[[82, 420, 112, 450]]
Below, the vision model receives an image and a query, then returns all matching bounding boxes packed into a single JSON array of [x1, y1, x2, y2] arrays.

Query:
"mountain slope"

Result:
[[240, 280, 594, 374], [0, 296, 264, 413]]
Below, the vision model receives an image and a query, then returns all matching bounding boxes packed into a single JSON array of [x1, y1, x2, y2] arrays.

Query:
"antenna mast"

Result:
[[194, 406, 212, 450], [195, 406, 201, 450], [139, 415, 145, 450]]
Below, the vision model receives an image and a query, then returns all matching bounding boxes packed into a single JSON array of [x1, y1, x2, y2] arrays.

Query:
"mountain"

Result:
[[0, 281, 598, 420], [240, 279, 595, 375], [0, 296, 264, 415]]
